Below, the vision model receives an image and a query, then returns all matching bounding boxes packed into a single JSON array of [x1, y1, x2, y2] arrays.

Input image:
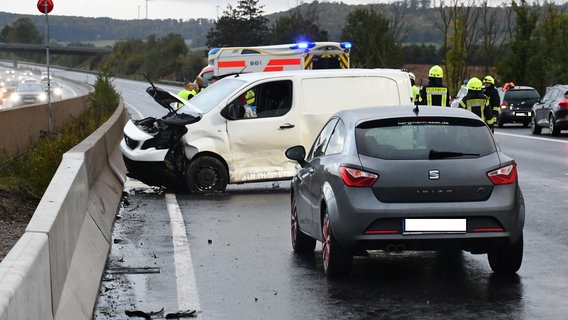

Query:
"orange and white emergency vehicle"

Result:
[[198, 41, 352, 87]]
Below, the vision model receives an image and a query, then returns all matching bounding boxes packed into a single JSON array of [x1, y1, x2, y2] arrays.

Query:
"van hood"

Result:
[[146, 85, 204, 116]]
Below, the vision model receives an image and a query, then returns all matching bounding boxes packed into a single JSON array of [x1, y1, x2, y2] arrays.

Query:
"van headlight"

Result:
[[53, 88, 62, 96]]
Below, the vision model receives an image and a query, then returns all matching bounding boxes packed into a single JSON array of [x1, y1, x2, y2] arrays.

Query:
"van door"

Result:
[[225, 80, 299, 182]]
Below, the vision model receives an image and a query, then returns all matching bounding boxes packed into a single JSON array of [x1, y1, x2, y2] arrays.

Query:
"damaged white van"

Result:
[[121, 68, 413, 193]]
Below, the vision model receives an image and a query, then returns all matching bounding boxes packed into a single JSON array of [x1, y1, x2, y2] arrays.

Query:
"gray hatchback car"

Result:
[[286, 105, 524, 278]]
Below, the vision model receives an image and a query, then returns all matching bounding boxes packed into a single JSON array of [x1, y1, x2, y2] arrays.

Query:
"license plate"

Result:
[[515, 112, 527, 116], [404, 218, 466, 234]]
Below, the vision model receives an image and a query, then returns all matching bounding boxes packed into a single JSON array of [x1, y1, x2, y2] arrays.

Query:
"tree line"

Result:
[[1, 0, 567, 95]]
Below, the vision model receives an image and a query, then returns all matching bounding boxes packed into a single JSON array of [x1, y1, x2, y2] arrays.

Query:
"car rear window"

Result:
[[504, 89, 540, 101], [356, 117, 496, 160]]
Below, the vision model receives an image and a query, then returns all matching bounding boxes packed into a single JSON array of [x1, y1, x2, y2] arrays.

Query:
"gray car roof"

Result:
[[333, 105, 485, 126]]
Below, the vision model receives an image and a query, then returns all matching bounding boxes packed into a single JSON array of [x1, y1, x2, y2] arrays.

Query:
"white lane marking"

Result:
[[166, 193, 201, 314], [125, 101, 145, 119], [495, 131, 568, 144]]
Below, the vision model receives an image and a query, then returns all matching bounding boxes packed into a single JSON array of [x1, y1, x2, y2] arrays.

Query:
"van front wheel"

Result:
[[186, 156, 228, 194]]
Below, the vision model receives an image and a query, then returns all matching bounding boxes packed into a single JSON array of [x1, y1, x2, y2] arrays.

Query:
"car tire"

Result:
[[321, 208, 352, 278], [186, 156, 228, 194], [291, 197, 316, 253], [530, 117, 542, 135], [487, 233, 523, 274], [549, 115, 560, 136]]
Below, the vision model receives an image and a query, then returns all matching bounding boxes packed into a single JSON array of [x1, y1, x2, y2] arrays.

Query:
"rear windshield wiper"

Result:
[[429, 150, 480, 159]]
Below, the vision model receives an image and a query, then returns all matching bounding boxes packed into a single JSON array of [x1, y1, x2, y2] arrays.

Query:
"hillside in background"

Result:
[[0, 2, 448, 49]]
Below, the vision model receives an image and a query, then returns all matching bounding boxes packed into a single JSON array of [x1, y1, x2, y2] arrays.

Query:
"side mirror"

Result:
[[285, 145, 307, 167]]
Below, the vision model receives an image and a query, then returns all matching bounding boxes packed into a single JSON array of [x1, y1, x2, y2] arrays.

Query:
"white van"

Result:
[[121, 68, 412, 193]]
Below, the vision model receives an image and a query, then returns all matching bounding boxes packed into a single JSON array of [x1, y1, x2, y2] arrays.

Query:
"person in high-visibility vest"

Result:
[[177, 81, 198, 108], [409, 72, 421, 103], [482, 75, 499, 132], [459, 77, 492, 130], [419, 65, 448, 107], [245, 89, 255, 105]]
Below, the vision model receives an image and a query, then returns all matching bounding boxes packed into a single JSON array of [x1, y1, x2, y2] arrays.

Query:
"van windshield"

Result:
[[188, 78, 246, 113]]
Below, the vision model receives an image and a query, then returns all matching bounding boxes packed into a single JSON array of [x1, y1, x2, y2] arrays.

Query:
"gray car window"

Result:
[[325, 119, 345, 155], [309, 118, 339, 159], [356, 117, 495, 160]]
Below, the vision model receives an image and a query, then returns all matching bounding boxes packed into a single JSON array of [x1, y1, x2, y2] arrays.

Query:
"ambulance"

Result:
[[198, 41, 351, 87]]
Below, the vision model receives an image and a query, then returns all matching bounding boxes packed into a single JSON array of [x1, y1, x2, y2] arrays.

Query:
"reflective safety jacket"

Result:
[[459, 91, 490, 122], [420, 85, 448, 107], [482, 85, 500, 126], [245, 90, 256, 105], [412, 85, 421, 103], [177, 88, 198, 108]]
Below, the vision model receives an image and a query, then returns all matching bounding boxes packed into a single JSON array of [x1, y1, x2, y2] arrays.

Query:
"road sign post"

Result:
[[37, 0, 54, 134]]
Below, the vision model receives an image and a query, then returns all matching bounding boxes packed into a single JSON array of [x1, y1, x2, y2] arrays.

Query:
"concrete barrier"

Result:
[[0, 101, 128, 320]]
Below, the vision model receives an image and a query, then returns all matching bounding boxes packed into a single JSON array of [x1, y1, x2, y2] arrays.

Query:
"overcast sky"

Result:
[[3, 0, 388, 21]]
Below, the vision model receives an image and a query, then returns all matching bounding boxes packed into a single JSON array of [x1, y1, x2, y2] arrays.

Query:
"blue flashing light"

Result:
[[208, 48, 220, 55], [290, 42, 316, 50], [340, 42, 352, 49]]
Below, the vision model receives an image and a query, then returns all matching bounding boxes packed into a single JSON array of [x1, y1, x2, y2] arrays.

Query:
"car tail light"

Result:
[[559, 100, 568, 109], [500, 101, 509, 110], [339, 166, 379, 187], [487, 163, 517, 185]]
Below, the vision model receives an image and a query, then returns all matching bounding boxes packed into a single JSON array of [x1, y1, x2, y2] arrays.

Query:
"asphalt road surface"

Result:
[[93, 123, 568, 319]]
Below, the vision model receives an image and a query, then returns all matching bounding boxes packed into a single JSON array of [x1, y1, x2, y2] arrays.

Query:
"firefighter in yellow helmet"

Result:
[[459, 77, 492, 131], [482, 75, 499, 130], [419, 65, 448, 107]]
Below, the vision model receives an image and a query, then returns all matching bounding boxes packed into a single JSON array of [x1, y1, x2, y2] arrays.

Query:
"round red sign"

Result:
[[37, 0, 54, 14]]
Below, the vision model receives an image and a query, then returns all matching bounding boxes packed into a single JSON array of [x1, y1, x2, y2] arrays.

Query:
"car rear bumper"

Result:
[[499, 110, 532, 124], [327, 184, 525, 253]]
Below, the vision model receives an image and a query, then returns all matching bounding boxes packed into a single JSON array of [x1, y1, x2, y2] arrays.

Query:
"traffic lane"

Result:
[[177, 183, 568, 319], [494, 130, 568, 245], [49, 68, 183, 119]]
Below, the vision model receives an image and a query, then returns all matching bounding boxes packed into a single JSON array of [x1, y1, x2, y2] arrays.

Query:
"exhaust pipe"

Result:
[[396, 244, 405, 253], [385, 243, 405, 253]]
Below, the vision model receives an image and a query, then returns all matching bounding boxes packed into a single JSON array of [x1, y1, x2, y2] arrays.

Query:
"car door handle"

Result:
[[279, 123, 295, 129]]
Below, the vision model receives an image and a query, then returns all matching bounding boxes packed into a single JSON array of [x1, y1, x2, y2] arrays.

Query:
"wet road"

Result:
[[94, 125, 568, 320]]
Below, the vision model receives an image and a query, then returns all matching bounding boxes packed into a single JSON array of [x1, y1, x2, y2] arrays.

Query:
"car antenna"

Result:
[[413, 103, 420, 115], [235, 66, 247, 78]]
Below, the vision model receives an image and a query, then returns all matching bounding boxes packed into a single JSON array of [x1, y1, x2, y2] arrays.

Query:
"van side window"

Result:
[[255, 80, 293, 118]]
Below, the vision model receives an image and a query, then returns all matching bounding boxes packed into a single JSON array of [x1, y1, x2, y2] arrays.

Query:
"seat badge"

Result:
[[429, 170, 440, 180]]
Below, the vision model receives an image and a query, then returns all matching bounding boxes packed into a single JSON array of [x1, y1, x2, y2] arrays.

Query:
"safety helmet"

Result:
[[467, 77, 483, 91], [428, 65, 443, 78], [408, 72, 416, 81], [483, 75, 495, 84]]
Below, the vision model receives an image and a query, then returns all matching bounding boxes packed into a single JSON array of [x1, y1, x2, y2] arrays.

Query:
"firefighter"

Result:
[[482, 75, 499, 132], [409, 72, 421, 103], [459, 77, 492, 130], [419, 65, 448, 107]]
